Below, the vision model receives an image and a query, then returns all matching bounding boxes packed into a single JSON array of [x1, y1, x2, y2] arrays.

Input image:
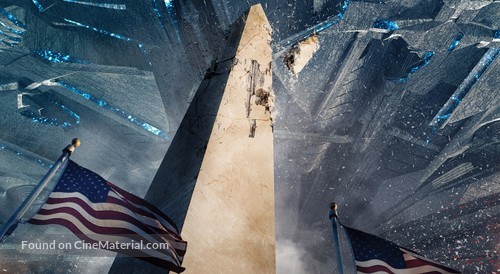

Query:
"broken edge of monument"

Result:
[[284, 34, 320, 75]]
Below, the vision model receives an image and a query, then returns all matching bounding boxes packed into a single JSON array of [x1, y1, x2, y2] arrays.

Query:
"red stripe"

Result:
[[28, 218, 185, 273], [403, 251, 460, 273], [107, 182, 180, 232], [44, 197, 187, 255], [357, 264, 395, 274], [33, 207, 181, 258], [106, 195, 183, 242], [48, 196, 184, 244]]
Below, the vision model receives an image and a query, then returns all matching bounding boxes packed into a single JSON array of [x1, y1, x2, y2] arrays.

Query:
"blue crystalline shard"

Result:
[[494, 30, 500, 39], [150, 0, 180, 42], [276, 0, 350, 48], [429, 47, 499, 128], [32, 0, 45, 12], [448, 32, 463, 51], [164, 0, 173, 9], [62, 0, 126, 10], [0, 29, 22, 42], [21, 98, 80, 129], [57, 81, 170, 140], [0, 142, 52, 167], [0, 20, 25, 36], [33, 50, 90, 64], [0, 7, 27, 30], [395, 51, 434, 83], [372, 20, 399, 31], [409, 51, 434, 73], [63, 18, 133, 42], [0, 38, 19, 48], [313, 0, 350, 33]]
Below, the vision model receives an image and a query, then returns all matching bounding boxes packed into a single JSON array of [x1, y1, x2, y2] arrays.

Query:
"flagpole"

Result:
[[329, 202, 344, 274], [0, 138, 80, 242]]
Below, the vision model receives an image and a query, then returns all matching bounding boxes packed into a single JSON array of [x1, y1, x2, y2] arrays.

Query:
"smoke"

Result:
[[276, 239, 309, 274]]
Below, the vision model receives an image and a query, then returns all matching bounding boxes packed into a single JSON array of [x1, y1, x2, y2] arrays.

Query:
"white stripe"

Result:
[[40, 197, 186, 252], [108, 189, 180, 235], [107, 191, 176, 236], [36, 198, 182, 260], [356, 259, 458, 274], [31, 212, 181, 265], [47, 192, 186, 250], [400, 248, 457, 273]]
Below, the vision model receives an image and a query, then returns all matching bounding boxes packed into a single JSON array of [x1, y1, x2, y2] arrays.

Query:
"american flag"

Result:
[[28, 160, 187, 273], [344, 226, 460, 274]]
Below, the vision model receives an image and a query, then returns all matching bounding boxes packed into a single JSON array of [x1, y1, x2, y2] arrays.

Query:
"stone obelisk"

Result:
[[110, 4, 275, 273], [180, 4, 275, 273]]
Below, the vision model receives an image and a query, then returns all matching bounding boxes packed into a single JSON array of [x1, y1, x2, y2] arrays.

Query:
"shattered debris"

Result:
[[284, 34, 320, 75]]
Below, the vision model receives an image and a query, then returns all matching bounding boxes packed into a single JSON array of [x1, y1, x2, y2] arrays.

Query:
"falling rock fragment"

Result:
[[284, 34, 320, 75]]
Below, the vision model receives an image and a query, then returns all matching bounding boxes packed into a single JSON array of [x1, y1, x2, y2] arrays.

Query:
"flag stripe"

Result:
[[29, 160, 186, 272], [107, 191, 182, 241], [29, 217, 185, 273], [41, 196, 186, 254], [356, 259, 460, 274], [33, 207, 180, 260], [107, 182, 180, 234], [402, 250, 460, 273], [30, 211, 181, 263], [47, 192, 185, 247], [344, 226, 460, 274], [106, 193, 182, 242]]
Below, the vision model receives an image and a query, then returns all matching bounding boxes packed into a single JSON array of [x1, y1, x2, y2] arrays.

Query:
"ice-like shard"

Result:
[[396, 51, 434, 83], [448, 32, 463, 51], [31, 0, 45, 12], [17, 93, 80, 128], [0, 20, 25, 36], [430, 47, 499, 127], [275, 0, 349, 49], [0, 7, 27, 29], [372, 20, 399, 31], [33, 50, 90, 63], [63, 19, 133, 42], [0, 39, 18, 48], [57, 81, 170, 140], [372, 20, 399, 30], [0, 143, 51, 167], [62, 0, 126, 10], [0, 30, 22, 42], [150, 0, 180, 41]]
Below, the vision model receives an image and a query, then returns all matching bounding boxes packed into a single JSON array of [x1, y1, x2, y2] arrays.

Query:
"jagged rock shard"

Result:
[[284, 34, 320, 75], [181, 4, 275, 273]]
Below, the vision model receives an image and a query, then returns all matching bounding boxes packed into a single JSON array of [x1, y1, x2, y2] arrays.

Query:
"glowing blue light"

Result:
[[62, 0, 126, 10], [0, 7, 27, 29], [277, 0, 349, 48], [57, 81, 170, 140], [0, 38, 18, 48], [0, 142, 51, 167], [0, 20, 25, 36], [33, 49, 90, 64], [22, 99, 80, 128], [164, 0, 173, 8], [0, 29, 22, 42], [373, 20, 399, 31], [32, 0, 45, 12], [150, 0, 180, 42], [429, 47, 499, 127], [395, 51, 434, 83], [448, 32, 463, 51], [64, 18, 133, 42], [313, 0, 350, 33]]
